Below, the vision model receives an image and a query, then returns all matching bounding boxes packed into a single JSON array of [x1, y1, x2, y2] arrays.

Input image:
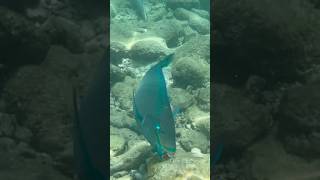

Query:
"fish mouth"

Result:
[[161, 152, 175, 160], [163, 146, 176, 153], [162, 145, 176, 157], [161, 149, 176, 160], [156, 142, 176, 158]]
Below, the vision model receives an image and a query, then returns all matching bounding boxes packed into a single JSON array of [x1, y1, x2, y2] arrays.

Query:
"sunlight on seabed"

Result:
[[114, 31, 168, 50]]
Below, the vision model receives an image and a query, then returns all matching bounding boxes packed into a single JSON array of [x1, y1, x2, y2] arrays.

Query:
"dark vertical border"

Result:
[[210, 0, 217, 179], [105, 0, 111, 178]]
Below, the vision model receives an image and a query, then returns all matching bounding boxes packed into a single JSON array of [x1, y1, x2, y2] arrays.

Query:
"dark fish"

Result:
[[133, 0, 147, 20], [73, 53, 108, 180], [133, 54, 176, 159]]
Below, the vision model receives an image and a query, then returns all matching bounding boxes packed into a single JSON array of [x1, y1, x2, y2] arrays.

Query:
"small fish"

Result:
[[133, 54, 176, 159], [73, 52, 108, 180], [133, 0, 147, 20]]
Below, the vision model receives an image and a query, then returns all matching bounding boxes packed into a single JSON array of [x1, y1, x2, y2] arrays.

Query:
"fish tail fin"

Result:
[[213, 142, 223, 166], [157, 53, 174, 68]]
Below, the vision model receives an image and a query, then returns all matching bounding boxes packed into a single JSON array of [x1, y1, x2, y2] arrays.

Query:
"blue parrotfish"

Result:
[[73, 52, 108, 180], [133, 54, 176, 159]]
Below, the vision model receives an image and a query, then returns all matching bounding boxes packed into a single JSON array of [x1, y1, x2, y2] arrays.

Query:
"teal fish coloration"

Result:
[[133, 54, 176, 159]]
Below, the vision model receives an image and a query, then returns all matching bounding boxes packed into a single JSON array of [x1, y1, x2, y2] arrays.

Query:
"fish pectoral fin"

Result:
[[141, 114, 157, 127], [140, 115, 148, 126], [156, 127, 165, 134]]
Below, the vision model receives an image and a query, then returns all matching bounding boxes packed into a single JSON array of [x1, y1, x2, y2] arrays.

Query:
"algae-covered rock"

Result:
[[145, 1, 168, 20], [213, 83, 273, 151], [110, 127, 143, 150], [167, 0, 200, 10], [111, 64, 126, 86], [168, 87, 194, 110], [196, 87, 210, 112], [111, 76, 137, 112], [129, 38, 170, 64], [41, 16, 84, 53], [110, 108, 137, 131], [147, 150, 209, 180], [116, 175, 133, 180], [0, 0, 39, 12], [110, 135, 126, 157], [0, 6, 49, 67], [0, 113, 16, 137], [3, 65, 73, 155], [150, 19, 185, 48], [84, 34, 106, 53], [0, 137, 16, 151], [42, 45, 104, 81], [14, 126, 33, 143], [175, 34, 210, 63], [188, 14, 210, 35], [191, 8, 209, 20], [79, 20, 96, 41], [245, 136, 320, 180], [174, 8, 210, 35], [172, 57, 209, 89], [185, 105, 210, 138], [0, 137, 71, 180], [278, 81, 320, 157], [110, 41, 129, 65], [214, 0, 318, 86], [177, 128, 209, 153], [182, 25, 198, 42], [110, 22, 136, 43], [112, 171, 129, 179], [110, 141, 152, 175]]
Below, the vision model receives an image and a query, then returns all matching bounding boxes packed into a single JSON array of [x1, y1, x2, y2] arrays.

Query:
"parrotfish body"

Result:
[[133, 54, 176, 159]]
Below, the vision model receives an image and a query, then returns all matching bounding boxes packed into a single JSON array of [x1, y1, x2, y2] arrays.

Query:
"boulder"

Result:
[[213, 83, 273, 152], [147, 150, 209, 179], [177, 128, 209, 153], [0, 7, 49, 67], [278, 81, 320, 157], [167, 0, 200, 10], [111, 76, 138, 112], [168, 87, 194, 110], [174, 8, 210, 34], [172, 57, 209, 89]]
